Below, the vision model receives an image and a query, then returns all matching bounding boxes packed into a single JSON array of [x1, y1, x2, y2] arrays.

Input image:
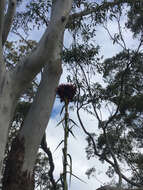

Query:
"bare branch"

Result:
[[2, 0, 17, 46], [41, 133, 56, 189]]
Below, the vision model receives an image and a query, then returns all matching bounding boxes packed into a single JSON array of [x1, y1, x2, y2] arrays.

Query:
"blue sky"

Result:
[[51, 99, 62, 118]]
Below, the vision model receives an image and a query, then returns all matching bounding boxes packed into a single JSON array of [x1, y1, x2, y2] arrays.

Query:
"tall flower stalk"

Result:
[[56, 84, 76, 190], [63, 98, 69, 190]]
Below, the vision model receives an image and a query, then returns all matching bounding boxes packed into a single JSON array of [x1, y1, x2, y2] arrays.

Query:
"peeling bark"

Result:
[[2, 136, 34, 190]]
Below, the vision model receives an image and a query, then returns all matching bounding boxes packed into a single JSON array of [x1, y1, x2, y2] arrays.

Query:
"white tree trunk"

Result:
[[21, 61, 62, 173], [1, 0, 73, 189], [0, 76, 15, 170]]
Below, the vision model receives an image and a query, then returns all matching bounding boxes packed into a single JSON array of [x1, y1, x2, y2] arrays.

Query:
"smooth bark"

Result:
[[2, 0, 73, 189]]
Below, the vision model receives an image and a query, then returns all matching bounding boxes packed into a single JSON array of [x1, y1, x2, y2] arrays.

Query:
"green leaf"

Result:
[[69, 118, 79, 127], [67, 153, 72, 186], [67, 171, 87, 184], [56, 118, 65, 127], [54, 140, 64, 152], [68, 128, 76, 139], [60, 105, 65, 116]]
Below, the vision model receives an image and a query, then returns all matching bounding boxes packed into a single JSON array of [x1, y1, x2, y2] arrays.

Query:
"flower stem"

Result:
[[63, 99, 69, 190]]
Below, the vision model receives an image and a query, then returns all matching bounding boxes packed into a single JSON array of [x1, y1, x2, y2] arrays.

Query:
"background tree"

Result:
[[63, 1, 143, 189]]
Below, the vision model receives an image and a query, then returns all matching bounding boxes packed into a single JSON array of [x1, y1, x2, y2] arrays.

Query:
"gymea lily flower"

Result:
[[56, 84, 76, 102]]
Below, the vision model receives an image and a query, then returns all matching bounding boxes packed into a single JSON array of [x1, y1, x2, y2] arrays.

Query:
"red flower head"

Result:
[[56, 84, 77, 102]]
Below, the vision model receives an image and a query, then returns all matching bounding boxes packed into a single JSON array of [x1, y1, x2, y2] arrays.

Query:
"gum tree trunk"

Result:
[[0, 0, 73, 189]]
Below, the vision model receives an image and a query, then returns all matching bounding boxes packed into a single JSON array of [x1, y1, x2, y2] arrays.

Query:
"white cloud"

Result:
[[46, 107, 111, 190], [46, 16, 140, 188]]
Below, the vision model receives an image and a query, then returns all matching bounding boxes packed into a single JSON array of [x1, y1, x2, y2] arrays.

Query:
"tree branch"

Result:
[[2, 0, 17, 46], [76, 101, 142, 187], [10, 0, 73, 177], [67, 0, 141, 27], [102, 127, 122, 187], [41, 133, 56, 189], [11, 0, 73, 96], [19, 61, 62, 173]]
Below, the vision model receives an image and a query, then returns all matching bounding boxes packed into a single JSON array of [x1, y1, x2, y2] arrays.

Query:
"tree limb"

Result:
[[41, 133, 57, 189], [102, 127, 122, 187], [19, 61, 62, 173], [76, 103, 142, 187], [11, 0, 73, 96], [2, 0, 17, 46], [11, 0, 73, 177], [67, 0, 141, 27]]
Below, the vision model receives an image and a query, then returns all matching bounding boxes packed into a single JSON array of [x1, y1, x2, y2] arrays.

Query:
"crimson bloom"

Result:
[[56, 84, 77, 102]]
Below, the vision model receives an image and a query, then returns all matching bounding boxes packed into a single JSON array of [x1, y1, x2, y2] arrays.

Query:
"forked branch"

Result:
[[76, 100, 142, 187], [11, 0, 73, 95]]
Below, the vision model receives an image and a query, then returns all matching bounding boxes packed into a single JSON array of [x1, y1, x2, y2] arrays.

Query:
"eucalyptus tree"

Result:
[[63, 1, 143, 190], [0, 0, 73, 189]]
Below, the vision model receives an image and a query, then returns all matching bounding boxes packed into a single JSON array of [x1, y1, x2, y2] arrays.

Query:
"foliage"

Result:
[[62, 1, 143, 188]]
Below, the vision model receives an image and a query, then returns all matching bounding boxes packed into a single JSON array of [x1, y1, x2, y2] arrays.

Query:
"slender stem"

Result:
[[63, 99, 69, 190]]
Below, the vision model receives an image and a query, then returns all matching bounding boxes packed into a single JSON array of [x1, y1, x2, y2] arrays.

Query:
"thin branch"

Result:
[[117, 14, 127, 50], [77, 62, 101, 122], [33, 8, 49, 27], [77, 106, 99, 157], [12, 31, 34, 49], [41, 133, 57, 190], [104, 59, 132, 128], [2, 0, 17, 46], [102, 127, 122, 187], [103, 23, 125, 50], [77, 104, 142, 187], [67, 0, 138, 27], [136, 33, 143, 53], [76, 87, 142, 187]]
